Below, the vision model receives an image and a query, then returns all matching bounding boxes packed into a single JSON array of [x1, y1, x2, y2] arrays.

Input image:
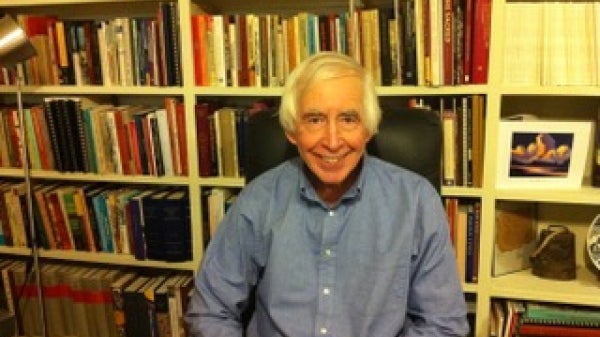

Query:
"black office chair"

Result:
[[244, 106, 442, 192]]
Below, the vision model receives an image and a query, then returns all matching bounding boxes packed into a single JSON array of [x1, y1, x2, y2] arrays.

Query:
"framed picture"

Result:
[[496, 120, 593, 188]]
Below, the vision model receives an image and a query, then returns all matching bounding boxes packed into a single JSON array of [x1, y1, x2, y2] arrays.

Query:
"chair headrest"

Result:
[[244, 107, 441, 192]]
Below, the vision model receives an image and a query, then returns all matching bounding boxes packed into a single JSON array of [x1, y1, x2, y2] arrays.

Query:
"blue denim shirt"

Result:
[[186, 155, 469, 337]]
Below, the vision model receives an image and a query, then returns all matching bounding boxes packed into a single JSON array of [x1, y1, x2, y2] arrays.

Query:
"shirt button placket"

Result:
[[316, 208, 337, 337]]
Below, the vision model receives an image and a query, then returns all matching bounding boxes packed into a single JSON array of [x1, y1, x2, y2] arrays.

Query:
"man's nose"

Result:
[[324, 119, 341, 148]]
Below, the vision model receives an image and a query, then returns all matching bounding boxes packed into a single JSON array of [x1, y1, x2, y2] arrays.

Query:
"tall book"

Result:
[[141, 189, 171, 261], [195, 102, 218, 177], [142, 189, 191, 262], [470, 0, 491, 84], [161, 190, 191, 262], [111, 271, 138, 337], [123, 276, 151, 337], [214, 107, 240, 177]]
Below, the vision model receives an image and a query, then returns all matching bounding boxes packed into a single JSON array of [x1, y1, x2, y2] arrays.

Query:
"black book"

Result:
[[43, 98, 64, 171], [123, 276, 151, 337]]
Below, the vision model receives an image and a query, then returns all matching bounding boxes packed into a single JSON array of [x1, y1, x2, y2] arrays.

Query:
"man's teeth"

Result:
[[322, 156, 341, 163]]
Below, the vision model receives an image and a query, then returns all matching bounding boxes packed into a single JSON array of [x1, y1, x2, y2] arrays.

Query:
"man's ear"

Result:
[[285, 131, 298, 145]]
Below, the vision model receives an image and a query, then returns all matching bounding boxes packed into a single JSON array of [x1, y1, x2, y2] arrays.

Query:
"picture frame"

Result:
[[496, 120, 593, 188]]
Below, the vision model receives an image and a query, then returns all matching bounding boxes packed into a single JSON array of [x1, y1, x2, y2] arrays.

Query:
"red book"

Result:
[[442, 0, 454, 85], [175, 101, 188, 176], [164, 97, 181, 175], [462, 0, 474, 83], [128, 121, 142, 175], [30, 105, 54, 170], [519, 323, 600, 337], [470, 0, 491, 84], [112, 109, 133, 175], [237, 14, 250, 86], [191, 14, 207, 86], [195, 102, 217, 177], [5, 108, 23, 168], [46, 190, 73, 250], [142, 113, 156, 175]]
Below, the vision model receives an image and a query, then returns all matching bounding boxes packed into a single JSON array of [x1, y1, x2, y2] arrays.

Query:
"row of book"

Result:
[[191, 0, 492, 88], [195, 101, 265, 178], [0, 259, 193, 337], [1, 2, 181, 87], [0, 96, 188, 176], [414, 95, 486, 187], [491, 299, 600, 337], [0, 181, 192, 262], [503, 2, 600, 87], [444, 197, 481, 284]]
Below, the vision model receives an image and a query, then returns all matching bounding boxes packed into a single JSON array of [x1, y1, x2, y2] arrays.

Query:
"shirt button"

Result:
[[323, 287, 330, 295], [328, 210, 334, 216], [324, 248, 331, 256], [320, 327, 328, 334]]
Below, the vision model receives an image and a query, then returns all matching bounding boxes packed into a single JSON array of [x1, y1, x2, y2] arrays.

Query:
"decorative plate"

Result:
[[587, 214, 600, 271]]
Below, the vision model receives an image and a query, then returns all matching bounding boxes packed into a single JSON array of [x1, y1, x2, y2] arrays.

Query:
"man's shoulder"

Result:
[[238, 157, 301, 203]]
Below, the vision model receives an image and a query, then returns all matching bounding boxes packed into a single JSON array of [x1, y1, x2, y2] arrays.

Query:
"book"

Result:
[[154, 274, 183, 337], [470, 0, 491, 84], [141, 189, 171, 261], [207, 187, 235, 239], [519, 323, 600, 337], [160, 190, 191, 262], [214, 107, 240, 177], [195, 102, 218, 177], [110, 271, 138, 337], [123, 275, 151, 337], [493, 202, 537, 276], [127, 189, 155, 260], [142, 189, 191, 262], [521, 302, 600, 327]]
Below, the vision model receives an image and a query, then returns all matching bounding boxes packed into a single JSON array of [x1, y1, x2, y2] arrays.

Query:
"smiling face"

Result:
[[285, 75, 371, 203]]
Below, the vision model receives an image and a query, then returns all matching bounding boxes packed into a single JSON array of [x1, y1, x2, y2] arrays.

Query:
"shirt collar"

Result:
[[297, 155, 369, 207]]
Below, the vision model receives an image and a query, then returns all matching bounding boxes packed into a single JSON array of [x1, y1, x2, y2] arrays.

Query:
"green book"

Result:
[[523, 302, 600, 327]]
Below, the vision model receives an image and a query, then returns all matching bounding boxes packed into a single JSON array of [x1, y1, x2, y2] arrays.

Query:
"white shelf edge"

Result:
[[490, 267, 600, 307]]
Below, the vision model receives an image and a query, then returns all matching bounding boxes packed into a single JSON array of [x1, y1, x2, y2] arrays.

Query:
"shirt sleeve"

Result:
[[184, 199, 259, 337], [402, 183, 471, 337]]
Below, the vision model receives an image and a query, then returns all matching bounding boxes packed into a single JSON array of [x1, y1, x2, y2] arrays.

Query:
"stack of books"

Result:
[[517, 302, 600, 337]]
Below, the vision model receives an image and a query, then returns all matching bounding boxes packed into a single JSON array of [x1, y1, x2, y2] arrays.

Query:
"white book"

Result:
[[428, 0, 442, 86], [114, 17, 134, 86], [103, 109, 123, 174], [155, 108, 174, 176], [228, 20, 239, 87], [208, 187, 234, 237], [565, 3, 595, 86], [503, 3, 539, 85], [541, 2, 567, 85], [212, 15, 227, 87]]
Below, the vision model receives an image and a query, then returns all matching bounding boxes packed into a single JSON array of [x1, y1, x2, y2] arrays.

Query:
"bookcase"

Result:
[[1, 0, 599, 336]]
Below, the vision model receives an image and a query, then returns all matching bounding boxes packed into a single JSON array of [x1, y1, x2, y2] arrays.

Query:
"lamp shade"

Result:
[[0, 14, 36, 68]]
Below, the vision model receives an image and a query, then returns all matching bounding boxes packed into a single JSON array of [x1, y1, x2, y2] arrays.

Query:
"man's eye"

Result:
[[304, 115, 325, 124], [340, 115, 359, 123]]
